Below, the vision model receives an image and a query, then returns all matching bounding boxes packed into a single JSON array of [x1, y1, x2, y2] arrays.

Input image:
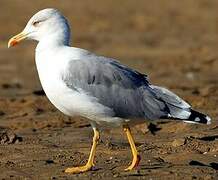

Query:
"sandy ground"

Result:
[[0, 0, 217, 179]]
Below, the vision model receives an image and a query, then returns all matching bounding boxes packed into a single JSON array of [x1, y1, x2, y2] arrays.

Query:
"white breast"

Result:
[[35, 47, 114, 119]]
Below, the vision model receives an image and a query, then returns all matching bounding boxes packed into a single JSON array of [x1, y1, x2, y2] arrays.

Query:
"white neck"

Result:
[[36, 33, 70, 53]]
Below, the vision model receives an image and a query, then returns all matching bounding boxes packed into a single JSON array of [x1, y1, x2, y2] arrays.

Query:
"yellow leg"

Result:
[[65, 128, 100, 174], [123, 125, 141, 171]]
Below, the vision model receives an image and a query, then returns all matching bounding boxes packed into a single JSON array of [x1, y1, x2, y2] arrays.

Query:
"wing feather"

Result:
[[62, 55, 190, 120]]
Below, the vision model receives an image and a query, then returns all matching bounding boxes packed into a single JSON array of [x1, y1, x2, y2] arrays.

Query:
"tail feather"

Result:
[[150, 85, 211, 125]]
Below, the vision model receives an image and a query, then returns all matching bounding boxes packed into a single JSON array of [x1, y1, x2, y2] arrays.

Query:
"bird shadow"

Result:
[[189, 160, 218, 170]]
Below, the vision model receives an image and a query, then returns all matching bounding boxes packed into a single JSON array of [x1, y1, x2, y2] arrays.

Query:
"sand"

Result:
[[0, 0, 217, 179]]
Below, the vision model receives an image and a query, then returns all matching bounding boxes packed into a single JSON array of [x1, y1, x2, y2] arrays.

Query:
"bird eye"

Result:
[[32, 21, 41, 26]]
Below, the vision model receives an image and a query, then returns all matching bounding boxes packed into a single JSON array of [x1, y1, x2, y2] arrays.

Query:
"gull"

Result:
[[8, 8, 211, 173]]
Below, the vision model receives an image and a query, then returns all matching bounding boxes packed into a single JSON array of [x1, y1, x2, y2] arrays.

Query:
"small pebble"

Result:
[[0, 111, 5, 116], [45, 160, 54, 164], [113, 174, 119, 178], [172, 138, 186, 147]]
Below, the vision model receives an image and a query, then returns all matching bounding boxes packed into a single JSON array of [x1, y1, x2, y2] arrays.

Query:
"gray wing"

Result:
[[62, 55, 190, 120]]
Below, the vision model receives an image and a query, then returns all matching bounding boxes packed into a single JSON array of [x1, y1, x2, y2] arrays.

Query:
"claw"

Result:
[[65, 128, 99, 174], [65, 164, 93, 174], [123, 126, 141, 171], [125, 154, 141, 171]]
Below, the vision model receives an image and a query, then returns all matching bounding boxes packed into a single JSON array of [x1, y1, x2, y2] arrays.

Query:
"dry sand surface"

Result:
[[0, 0, 218, 179]]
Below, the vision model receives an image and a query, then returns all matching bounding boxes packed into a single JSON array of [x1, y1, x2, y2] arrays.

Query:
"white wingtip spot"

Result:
[[206, 116, 211, 125], [194, 117, 201, 122]]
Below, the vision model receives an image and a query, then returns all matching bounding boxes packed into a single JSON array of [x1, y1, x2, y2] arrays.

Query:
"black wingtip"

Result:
[[186, 109, 211, 125]]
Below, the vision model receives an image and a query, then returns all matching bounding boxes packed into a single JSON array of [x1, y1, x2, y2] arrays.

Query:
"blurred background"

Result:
[[1, 0, 218, 90], [0, 0, 217, 179]]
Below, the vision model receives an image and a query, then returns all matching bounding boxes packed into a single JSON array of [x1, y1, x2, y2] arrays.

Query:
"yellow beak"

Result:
[[8, 31, 28, 48]]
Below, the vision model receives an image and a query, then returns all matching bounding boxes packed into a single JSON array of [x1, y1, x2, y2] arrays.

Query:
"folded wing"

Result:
[[62, 55, 191, 120]]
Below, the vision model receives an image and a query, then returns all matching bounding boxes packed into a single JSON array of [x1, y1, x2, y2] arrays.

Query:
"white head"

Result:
[[8, 8, 71, 48]]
